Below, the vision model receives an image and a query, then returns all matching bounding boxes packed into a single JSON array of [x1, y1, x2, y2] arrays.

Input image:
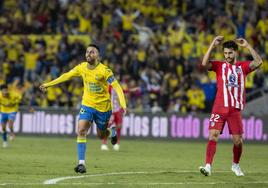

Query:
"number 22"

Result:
[[210, 114, 220, 122]]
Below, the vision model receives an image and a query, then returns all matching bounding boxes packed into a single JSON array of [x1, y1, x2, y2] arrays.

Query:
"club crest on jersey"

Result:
[[235, 67, 242, 74], [95, 74, 102, 81]]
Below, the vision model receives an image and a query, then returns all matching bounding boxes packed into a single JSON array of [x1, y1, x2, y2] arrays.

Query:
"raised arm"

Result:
[[115, 8, 124, 17], [202, 36, 224, 69], [235, 38, 263, 70]]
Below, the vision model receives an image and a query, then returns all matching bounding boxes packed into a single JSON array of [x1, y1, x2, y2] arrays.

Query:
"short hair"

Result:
[[0, 84, 8, 90], [222, 40, 238, 51], [88, 44, 100, 53]]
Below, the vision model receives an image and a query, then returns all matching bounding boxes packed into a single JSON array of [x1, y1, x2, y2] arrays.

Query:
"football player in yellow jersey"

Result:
[[40, 44, 127, 174], [0, 84, 21, 147]]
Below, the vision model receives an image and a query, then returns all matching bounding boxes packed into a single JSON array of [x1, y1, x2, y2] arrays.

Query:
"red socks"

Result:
[[206, 140, 217, 164], [233, 144, 243, 163], [102, 138, 107, 145]]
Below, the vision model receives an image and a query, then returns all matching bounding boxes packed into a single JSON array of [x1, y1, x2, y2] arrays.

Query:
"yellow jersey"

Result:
[[0, 92, 21, 113], [46, 62, 125, 112]]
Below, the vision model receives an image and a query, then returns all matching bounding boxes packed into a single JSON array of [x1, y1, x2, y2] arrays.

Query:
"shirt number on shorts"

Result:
[[210, 114, 220, 122]]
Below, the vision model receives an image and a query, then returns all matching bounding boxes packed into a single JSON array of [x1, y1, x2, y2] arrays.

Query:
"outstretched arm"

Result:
[[202, 36, 224, 69], [40, 69, 79, 91], [235, 38, 263, 70]]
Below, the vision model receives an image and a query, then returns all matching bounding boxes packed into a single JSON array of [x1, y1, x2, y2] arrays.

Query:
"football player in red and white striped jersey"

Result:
[[199, 36, 263, 176], [101, 85, 125, 151]]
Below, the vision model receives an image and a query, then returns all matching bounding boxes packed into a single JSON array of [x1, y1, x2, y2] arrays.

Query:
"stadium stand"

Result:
[[0, 0, 267, 113]]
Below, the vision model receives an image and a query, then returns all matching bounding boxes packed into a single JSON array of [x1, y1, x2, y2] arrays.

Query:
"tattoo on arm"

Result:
[[248, 45, 263, 70]]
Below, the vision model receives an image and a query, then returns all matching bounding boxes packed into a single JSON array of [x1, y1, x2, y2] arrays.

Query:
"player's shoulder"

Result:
[[99, 63, 113, 73], [209, 60, 225, 64], [71, 62, 87, 71], [77, 62, 88, 68], [235, 60, 250, 66]]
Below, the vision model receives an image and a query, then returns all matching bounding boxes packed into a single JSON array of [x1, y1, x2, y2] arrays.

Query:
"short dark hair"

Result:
[[222, 40, 238, 51], [0, 84, 8, 90], [88, 44, 100, 53]]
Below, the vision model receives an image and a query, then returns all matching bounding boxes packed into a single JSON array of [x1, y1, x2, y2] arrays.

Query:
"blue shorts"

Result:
[[79, 105, 112, 131], [1, 112, 17, 124]]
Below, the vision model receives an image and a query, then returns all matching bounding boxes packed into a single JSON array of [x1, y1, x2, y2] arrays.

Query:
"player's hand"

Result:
[[39, 84, 48, 92], [212, 36, 224, 47], [235, 38, 249, 48], [122, 108, 128, 116]]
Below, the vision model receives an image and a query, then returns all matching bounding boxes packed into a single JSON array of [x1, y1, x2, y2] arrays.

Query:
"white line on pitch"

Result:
[[43, 170, 268, 185], [1, 182, 268, 186]]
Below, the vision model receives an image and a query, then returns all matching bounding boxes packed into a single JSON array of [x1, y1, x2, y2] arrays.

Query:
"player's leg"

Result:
[[7, 112, 17, 140], [74, 120, 92, 173], [199, 129, 221, 176], [231, 134, 244, 176], [200, 112, 225, 176], [95, 110, 116, 145], [227, 109, 244, 176], [74, 106, 93, 174], [113, 111, 123, 151], [1, 114, 8, 147], [101, 114, 114, 151]]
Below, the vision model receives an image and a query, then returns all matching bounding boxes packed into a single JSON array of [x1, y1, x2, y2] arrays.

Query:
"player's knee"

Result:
[[234, 138, 243, 147], [97, 130, 108, 139], [209, 132, 220, 141], [98, 133, 105, 139], [77, 128, 87, 137]]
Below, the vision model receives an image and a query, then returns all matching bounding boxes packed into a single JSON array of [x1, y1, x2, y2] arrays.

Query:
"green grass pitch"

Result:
[[0, 136, 267, 188]]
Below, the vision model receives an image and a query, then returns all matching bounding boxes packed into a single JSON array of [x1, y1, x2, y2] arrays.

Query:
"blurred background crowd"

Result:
[[0, 0, 267, 113]]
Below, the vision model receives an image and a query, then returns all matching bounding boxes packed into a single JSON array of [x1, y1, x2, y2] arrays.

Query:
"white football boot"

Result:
[[231, 163, 245, 176], [101, 144, 109, 151], [199, 164, 211, 176], [2, 141, 8, 148], [113, 144, 120, 151]]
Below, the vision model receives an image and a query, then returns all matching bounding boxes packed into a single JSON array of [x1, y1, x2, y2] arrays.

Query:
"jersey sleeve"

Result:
[[45, 64, 81, 87], [209, 60, 221, 72], [105, 68, 116, 85], [240, 61, 253, 75], [68, 64, 82, 77]]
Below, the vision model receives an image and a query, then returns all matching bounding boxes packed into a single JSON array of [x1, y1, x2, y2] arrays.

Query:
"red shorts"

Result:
[[209, 106, 243, 135], [108, 110, 123, 127]]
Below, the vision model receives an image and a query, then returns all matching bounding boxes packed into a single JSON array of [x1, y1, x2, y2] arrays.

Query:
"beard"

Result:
[[87, 56, 96, 64], [226, 57, 234, 63]]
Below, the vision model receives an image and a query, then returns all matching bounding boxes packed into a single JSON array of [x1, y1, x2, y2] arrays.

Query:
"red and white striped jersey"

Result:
[[210, 60, 253, 110], [109, 86, 121, 113]]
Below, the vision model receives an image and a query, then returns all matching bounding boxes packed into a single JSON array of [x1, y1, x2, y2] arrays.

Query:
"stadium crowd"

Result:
[[0, 0, 267, 113]]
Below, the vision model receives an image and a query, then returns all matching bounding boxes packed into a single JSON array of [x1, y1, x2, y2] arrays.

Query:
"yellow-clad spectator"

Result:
[[256, 14, 268, 36], [24, 48, 38, 71], [78, 11, 91, 33], [136, 48, 146, 63], [46, 86, 62, 106], [186, 85, 205, 111], [116, 8, 140, 31], [245, 71, 256, 93], [7, 43, 20, 61], [167, 21, 186, 46]]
